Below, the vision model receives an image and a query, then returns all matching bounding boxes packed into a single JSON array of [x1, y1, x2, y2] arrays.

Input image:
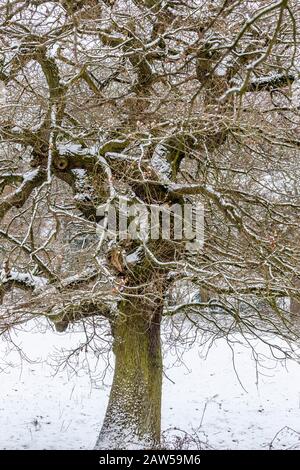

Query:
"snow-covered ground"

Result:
[[0, 323, 300, 450]]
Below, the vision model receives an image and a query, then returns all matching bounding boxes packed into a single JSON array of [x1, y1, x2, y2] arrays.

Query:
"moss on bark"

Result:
[[95, 300, 162, 449]]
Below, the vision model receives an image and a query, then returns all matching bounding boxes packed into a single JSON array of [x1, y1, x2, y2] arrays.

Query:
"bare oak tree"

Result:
[[1, 0, 300, 449]]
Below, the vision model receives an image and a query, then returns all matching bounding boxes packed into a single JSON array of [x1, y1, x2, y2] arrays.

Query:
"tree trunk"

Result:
[[95, 300, 163, 450], [290, 277, 300, 316], [290, 297, 300, 315]]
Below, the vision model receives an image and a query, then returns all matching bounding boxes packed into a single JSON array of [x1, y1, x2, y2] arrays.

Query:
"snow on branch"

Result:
[[49, 296, 112, 332], [0, 275, 114, 333], [0, 173, 23, 194], [0, 168, 46, 221], [246, 72, 296, 92], [151, 144, 172, 183], [59, 267, 99, 289], [0, 229, 55, 280], [0, 265, 48, 296], [221, 72, 296, 101]]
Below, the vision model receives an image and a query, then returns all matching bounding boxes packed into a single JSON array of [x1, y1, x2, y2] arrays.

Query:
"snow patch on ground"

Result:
[[0, 325, 300, 450]]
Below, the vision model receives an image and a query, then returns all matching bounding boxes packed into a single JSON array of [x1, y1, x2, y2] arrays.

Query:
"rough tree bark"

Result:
[[290, 279, 300, 316], [95, 299, 163, 449]]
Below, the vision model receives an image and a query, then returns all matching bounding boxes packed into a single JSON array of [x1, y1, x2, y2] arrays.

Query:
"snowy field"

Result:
[[1, 322, 300, 450]]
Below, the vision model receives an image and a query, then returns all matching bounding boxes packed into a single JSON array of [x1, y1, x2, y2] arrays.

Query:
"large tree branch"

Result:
[[0, 279, 114, 332], [245, 72, 296, 92], [0, 168, 46, 221], [0, 267, 47, 293], [0, 263, 110, 331], [0, 173, 23, 194], [222, 71, 296, 101]]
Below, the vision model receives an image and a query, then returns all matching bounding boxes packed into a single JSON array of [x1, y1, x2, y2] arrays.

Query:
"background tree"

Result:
[[1, 0, 300, 449]]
